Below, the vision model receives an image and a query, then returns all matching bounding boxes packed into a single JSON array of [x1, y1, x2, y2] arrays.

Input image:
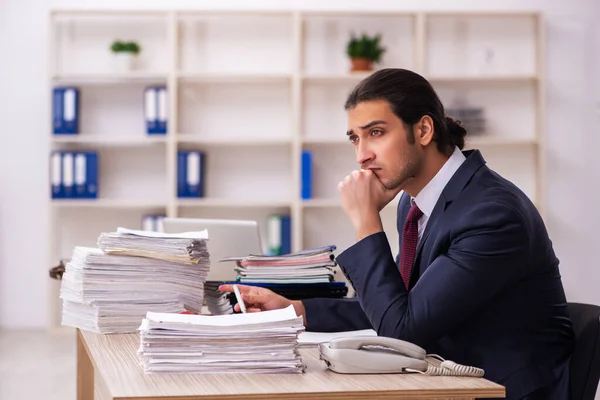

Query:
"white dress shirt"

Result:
[[411, 146, 466, 240]]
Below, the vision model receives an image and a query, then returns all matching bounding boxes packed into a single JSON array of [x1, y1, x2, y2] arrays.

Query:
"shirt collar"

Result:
[[412, 147, 466, 217]]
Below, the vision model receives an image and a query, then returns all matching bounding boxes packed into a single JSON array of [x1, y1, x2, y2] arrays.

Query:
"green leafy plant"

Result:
[[346, 32, 385, 62], [110, 40, 141, 55]]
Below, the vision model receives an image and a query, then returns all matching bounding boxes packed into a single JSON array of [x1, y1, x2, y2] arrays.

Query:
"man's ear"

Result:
[[417, 115, 434, 146]]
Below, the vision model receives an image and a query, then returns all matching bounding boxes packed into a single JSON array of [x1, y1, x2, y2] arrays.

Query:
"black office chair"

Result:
[[568, 302, 600, 400]]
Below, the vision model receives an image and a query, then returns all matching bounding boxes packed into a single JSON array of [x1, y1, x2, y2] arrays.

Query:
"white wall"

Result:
[[1, 0, 599, 328]]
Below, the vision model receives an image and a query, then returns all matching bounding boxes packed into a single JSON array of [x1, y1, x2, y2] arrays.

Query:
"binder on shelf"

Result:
[[144, 86, 167, 135], [157, 86, 168, 134], [83, 152, 98, 199], [301, 150, 312, 200], [177, 151, 187, 197], [142, 214, 166, 232], [52, 87, 79, 135], [177, 150, 205, 198], [50, 151, 63, 198], [62, 152, 74, 198], [73, 151, 98, 199], [51, 151, 98, 199], [267, 214, 291, 256]]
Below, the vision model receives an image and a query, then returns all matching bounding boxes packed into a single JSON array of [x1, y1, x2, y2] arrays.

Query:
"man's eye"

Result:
[[348, 135, 358, 143], [371, 129, 383, 136]]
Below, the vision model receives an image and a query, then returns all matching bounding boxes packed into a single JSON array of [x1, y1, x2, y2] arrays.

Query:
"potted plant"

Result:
[[110, 40, 141, 72], [346, 32, 385, 72]]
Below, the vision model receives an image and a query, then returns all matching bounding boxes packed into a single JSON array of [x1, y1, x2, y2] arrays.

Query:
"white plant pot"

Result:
[[112, 52, 136, 73]]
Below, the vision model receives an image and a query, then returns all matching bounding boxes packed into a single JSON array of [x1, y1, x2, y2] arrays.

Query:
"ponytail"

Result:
[[444, 117, 467, 150]]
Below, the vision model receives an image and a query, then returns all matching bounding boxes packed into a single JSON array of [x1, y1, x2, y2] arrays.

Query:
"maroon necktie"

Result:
[[399, 202, 423, 289]]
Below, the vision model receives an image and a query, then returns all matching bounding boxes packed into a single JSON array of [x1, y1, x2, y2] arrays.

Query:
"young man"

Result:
[[220, 68, 574, 400]]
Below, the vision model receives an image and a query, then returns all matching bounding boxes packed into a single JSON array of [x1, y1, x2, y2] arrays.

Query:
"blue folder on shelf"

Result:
[[267, 214, 291, 256], [177, 150, 205, 198], [301, 150, 312, 199], [51, 151, 98, 199], [52, 87, 79, 135], [144, 86, 167, 135]]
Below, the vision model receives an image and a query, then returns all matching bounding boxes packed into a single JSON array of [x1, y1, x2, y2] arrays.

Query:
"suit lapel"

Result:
[[413, 150, 487, 263]]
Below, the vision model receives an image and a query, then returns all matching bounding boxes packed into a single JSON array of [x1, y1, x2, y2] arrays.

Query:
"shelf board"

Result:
[[301, 199, 342, 208], [51, 72, 168, 84], [301, 198, 401, 209], [177, 199, 292, 208], [51, 199, 167, 208], [51, 135, 167, 146], [177, 135, 291, 146], [465, 137, 538, 147], [178, 72, 291, 83], [427, 74, 538, 84]]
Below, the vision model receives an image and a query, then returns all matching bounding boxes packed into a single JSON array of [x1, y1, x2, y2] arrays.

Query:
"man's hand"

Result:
[[218, 284, 306, 323], [338, 169, 402, 240]]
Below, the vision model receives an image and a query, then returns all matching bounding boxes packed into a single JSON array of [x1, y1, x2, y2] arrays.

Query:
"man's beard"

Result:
[[384, 159, 419, 191]]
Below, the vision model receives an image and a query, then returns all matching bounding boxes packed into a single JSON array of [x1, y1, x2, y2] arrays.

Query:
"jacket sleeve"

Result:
[[335, 201, 529, 349], [302, 297, 373, 332]]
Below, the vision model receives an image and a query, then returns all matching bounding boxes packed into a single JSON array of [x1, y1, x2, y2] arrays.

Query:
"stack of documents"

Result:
[[138, 304, 306, 374], [98, 227, 209, 264], [220, 245, 337, 284], [203, 281, 234, 315], [60, 228, 210, 334]]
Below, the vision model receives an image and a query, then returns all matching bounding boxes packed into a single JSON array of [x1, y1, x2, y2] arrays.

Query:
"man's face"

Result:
[[346, 99, 422, 190]]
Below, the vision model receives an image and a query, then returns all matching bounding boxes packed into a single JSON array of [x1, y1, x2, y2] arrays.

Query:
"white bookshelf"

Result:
[[47, 9, 545, 328]]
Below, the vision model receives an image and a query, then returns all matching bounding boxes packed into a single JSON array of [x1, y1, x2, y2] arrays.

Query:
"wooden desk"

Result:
[[77, 328, 505, 400]]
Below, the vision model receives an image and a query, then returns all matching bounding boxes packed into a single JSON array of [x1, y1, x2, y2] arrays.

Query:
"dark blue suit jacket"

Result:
[[303, 149, 574, 400]]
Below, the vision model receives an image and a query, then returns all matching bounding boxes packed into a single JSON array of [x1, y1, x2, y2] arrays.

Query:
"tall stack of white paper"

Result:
[[60, 228, 210, 334], [138, 305, 306, 374]]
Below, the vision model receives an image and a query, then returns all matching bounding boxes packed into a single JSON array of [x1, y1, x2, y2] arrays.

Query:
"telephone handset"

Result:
[[318, 336, 485, 377]]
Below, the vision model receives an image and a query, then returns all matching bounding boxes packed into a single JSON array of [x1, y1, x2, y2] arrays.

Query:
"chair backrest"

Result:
[[568, 302, 600, 400]]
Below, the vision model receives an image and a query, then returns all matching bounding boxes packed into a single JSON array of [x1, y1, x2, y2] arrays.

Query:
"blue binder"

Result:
[[74, 152, 87, 198], [186, 151, 205, 197], [177, 151, 205, 198], [280, 215, 291, 255], [52, 87, 79, 134], [62, 152, 75, 198], [177, 151, 187, 197], [145, 86, 167, 135], [72, 151, 98, 198], [157, 86, 168, 134], [267, 214, 292, 255], [301, 150, 312, 199], [142, 214, 166, 232], [84, 152, 98, 199], [50, 151, 63, 198]]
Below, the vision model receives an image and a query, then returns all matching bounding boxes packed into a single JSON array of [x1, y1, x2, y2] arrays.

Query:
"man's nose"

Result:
[[356, 143, 374, 167]]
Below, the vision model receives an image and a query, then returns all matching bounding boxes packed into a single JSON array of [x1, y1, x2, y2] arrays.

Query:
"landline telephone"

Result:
[[318, 336, 485, 377]]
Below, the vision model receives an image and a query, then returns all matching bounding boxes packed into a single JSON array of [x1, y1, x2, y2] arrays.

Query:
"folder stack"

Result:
[[211, 245, 347, 313], [60, 228, 210, 333], [137, 305, 306, 374], [221, 245, 338, 284]]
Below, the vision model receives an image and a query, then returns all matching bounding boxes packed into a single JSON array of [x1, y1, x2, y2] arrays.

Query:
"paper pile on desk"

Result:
[[203, 281, 234, 315], [60, 228, 210, 334], [98, 227, 209, 264], [220, 245, 337, 284], [138, 305, 306, 374]]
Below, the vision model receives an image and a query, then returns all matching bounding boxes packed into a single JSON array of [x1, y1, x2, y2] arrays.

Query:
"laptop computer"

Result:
[[162, 217, 263, 282]]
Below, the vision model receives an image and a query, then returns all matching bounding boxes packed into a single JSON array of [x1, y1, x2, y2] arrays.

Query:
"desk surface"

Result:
[[80, 329, 505, 400]]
